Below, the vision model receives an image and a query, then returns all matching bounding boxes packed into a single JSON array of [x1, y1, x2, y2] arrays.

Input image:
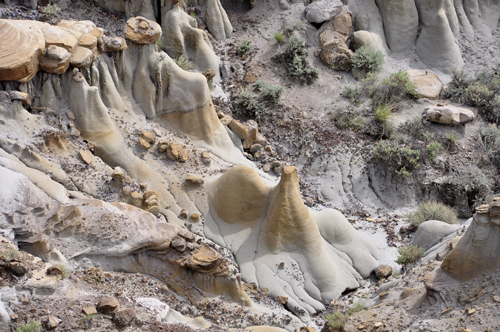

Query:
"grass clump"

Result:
[[326, 312, 349, 330], [332, 109, 366, 132], [398, 117, 430, 141], [274, 31, 284, 43], [374, 104, 391, 123], [286, 19, 307, 34], [341, 84, 362, 104], [371, 71, 419, 111], [349, 301, 365, 314], [173, 54, 192, 71], [352, 46, 385, 78], [156, 39, 165, 50], [444, 70, 500, 123], [238, 38, 253, 56], [405, 201, 457, 226], [55, 264, 70, 279], [273, 36, 319, 85], [42, 4, 60, 16], [395, 245, 426, 265], [372, 140, 421, 177], [427, 141, 442, 161], [16, 321, 41, 332]]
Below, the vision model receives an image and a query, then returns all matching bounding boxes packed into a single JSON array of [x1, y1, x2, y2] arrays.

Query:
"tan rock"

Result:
[[201, 151, 211, 164], [244, 71, 258, 83], [79, 150, 94, 164], [112, 167, 126, 179], [90, 28, 104, 39], [71, 47, 93, 68], [46, 266, 63, 276], [180, 209, 188, 218], [190, 213, 200, 221], [43, 25, 79, 52], [98, 36, 128, 52], [423, 105, 475, 125], [126, 16, 162, 44], [47, 45, 69, 61], [319, 30, 353, 71], [179, 146, 189, 162], [243, 120, 259, 149], [220, 114, 233, 126], [9, 91, 31, 107], [113, 308, 136, 328], [167, 143, 182, 161], [79, 34, 98, 50], [138, 137, 151, 150], [186, 174, 204, 184], [277, 295, 288, 305], [466, 308, 476, 315], [44, 316, 59, 330], [157, 140, 169, 153], [140, 131, 156, 144], [82, 306, 97, 316], [378, 291, 389, 298], [128, 192, 143, 208], [203, 69, 216, 81], [0, 19, 47, 82], [375, 264, 392, 279], [408, 70, 443, 99], [320, 11, 352, 43], [374, 322, 383, 328], [228, 120, 249, 140], [40, 54, 72, 75], [97, 296, 120, 314]]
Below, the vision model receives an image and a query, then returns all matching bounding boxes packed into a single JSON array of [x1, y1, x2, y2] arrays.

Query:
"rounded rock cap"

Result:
[[126, 16, 162, 44]]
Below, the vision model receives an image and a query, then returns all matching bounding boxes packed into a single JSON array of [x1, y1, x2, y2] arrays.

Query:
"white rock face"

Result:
[[375, 0, 418, 53]]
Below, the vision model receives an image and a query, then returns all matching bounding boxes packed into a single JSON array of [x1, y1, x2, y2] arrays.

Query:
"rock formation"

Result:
[[442, 197, 500, 280], [423, 105, 475, 125], [206, 165, 380, 318]]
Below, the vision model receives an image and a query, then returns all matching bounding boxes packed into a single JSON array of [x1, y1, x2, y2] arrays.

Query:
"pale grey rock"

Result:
[[423, 105, 475, 125], [413, 220, 460, 250], [375, 0, 418, 53], [305, 0, 344, 24], [205, 0, 233, 41]]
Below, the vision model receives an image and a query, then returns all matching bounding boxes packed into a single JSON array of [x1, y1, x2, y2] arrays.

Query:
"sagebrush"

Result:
[[352, 46, 385, 77], [173, 54, 192, 71], [372, 141, 421, 177], [16, 321, 41, 332], [272, 36, 319, 84], [238, 38, 253, 56], [395, 245, 426, 265]]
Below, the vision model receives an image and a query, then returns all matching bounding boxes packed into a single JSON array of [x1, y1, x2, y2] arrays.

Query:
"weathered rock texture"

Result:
[[423, 105, 475, 125], [206, 166, 380, 318], [442, 197, 500, 280]]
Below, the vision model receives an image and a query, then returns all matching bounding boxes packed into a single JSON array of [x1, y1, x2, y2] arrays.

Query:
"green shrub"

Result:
[[342, 84, 362, 104], [404, 201, 457, 226], [395, 245, 426, 265], [274, 31, 284, 43], [476, 125, 500, 163], [326, 312, 349, 330], [333, 109, 366, 132], [42, 4, 60, 16], [372, 140, 421, 177], [55, 264, 70, 280], [352, 46, 385, 77], [156, 39, 165, 50], [238, 38, 253, 56], [236, 87, 266, 119], [349, 301, 364, 314], [371, 71, 419, 110], [398, 116, 430, 141], [173, 54, 192, 71], [442, 165, 493, 208], [254, 80, 284, 106], [16, 321, 41, 332], [273, 36, 319, 84], [427, 141, 442, 161], [286, 19, 307, 34], [374, 104, 391, 123]]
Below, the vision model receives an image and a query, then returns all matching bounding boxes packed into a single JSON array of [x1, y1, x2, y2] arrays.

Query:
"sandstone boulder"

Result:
[[228, 120, 249, 140], [423, 106, 475, 125], [352, 30, 386, 54], [305, 0, 344, 24], [126, 16, 162, 44], [319, 30, 353, 71], [0, 19, 47, 82], [9, 91, 31, 107], [319, 11, 352, 43], [97, 297, 120, 314], [71, 47, 93, 68], [407, 70, 443, 99], [375, 265, 392, 279], [98, 36, 128, 52], [113, 308, 136, 328]]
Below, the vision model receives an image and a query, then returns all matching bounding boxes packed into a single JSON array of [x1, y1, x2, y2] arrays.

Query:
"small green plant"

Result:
[[190, 11, 197, 18], [286, 19, 307, 34], [254, 80, 284, 106], [16, 321, 41, 332], [42, 4, 61, 16], [427, 141, 442, 161], [352, 46, 385, 77], [404, 201, 457, 226], [372, 140, 421, 177], [371, 70, 419, 111], [392, 269, 400, 278], [326, 312, 349, 330], [446, 133, 457, 143], [342, 84, 362, 104], [395, 245, 426, 265], [274, 31, 284, 43], [398, 116, 430, 141], [422, 131, 434, 141], [272, 36, 319, 84], [238, 38, 253, 56], [476, 125, 500, 163], [84, 313, 99, 321], [173, 54, 193, 71], [333, 109, 366, 132], [349, 301, 365, 314], [55, 264, 70, 279], [0, 248, 18, 261], [374, 104, 391, 123], [156, 39, 165, 50]]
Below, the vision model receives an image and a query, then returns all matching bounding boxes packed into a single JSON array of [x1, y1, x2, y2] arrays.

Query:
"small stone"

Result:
[[140, 131, 156, 144], [82, 306, 98, 316], [263, 164, 271, 172], [190, 213, 200, 221], [304, 197, 314, 207], [440, 307, 453, 315], [201, 151, 211, 164], [276, 296, 288, 305], [466, 309, 476, 315], [97, 297, 120, 314], [70, 127, 80, 137], [250, 143, 263, 153], [66, 110, 76, 120], [375, 265, 392, 279], [113, 308, 136, 328], [228, 120, 249, 140], [203, 69, 216, 81], [366, 217, 375, 222], [271, 160, 282, 168], [180, 209, 188, 218], [378, 291, 389, 298], [138, 137, 151, 150], [79, 150, 93, 165], [46, 266, 63, 276], [186, 174, 204, 184], [179, 147, 189, 162], [244, 71, 257, 83], [494, 295, 500, 303], [44, 316, 60, 330], [358, 326, 364, 330], [112, 167, 126, 179], [128, 192, 143, 207], [374, 322, 383, 328]]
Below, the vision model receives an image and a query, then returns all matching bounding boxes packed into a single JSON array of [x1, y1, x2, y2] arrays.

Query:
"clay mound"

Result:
[[0, 19, 47, 82], [206, 165, 379, 318], [442, 197, 500, 280]]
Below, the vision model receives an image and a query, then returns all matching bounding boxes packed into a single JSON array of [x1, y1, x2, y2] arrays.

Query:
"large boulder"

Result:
[[319, 11, 353, 43], [0, 19, 47, 82], [413, 220, 460, 250], [305, 0, 345, 24], [352, 30, 386, 54], [422, 105, 475, 125], [407, 70, 443, 99], [126, 16, 162, 44], [319, 30, 354, 71]]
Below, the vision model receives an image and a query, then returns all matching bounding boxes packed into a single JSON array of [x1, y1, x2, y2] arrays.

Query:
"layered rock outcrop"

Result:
[[206, 166, 380, 318]]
